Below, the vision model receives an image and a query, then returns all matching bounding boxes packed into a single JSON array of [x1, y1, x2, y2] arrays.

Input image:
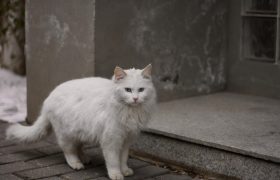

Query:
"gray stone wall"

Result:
[[227, 0, 280, 99], [26, 0, 95, 122], [95, 0, 228, 101], [26, 0, 228, 122]]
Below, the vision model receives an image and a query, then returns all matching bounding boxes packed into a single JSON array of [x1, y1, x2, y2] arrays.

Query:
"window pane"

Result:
[[243, 17, 276, 62], [244, 0, 277, 14]]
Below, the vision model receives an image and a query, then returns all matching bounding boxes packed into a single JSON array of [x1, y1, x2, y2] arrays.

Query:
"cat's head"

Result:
[[112, 64, 156, 107]]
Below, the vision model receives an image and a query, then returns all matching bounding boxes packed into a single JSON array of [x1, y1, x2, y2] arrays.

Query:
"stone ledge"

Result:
[[146, 92, 280, 163], [132, 132, 280, 180]]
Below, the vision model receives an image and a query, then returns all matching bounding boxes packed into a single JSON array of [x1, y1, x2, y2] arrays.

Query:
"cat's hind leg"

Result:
[[58, 139, 85, 170]]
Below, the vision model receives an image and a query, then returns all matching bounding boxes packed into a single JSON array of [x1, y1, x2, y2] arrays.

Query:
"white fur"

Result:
[[6, 67, 156, 180]]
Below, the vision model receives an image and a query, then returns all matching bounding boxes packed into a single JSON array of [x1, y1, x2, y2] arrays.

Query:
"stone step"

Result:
[[132, 92, 280, 180]]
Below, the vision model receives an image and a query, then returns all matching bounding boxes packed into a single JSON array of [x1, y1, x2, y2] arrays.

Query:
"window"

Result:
[[242, 0, 278, 63]]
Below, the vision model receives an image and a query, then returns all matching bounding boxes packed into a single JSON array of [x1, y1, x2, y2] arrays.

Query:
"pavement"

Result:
[[0, 121, 197, 180]]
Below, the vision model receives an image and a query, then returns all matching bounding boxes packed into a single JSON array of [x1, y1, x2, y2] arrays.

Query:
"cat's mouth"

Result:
[[129, 102, 141, 106]]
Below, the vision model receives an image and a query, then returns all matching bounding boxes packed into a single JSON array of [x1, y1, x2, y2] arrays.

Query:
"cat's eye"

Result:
[[125, 88, 132, 92], [138, 88, 145, 92]]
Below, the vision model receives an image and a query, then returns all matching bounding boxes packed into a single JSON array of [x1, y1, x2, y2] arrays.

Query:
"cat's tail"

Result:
[[6, 114, 51, 143]]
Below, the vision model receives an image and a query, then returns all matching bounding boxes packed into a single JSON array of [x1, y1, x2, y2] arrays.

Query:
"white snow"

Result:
[[0, 68, 26, 123]]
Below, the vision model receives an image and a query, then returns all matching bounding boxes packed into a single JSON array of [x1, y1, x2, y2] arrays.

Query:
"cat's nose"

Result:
[[133, 97, 138, 102]]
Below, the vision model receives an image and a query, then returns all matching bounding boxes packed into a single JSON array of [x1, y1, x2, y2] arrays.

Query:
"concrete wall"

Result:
[[25, 0, 95, 123], [227, 0, 280, 99], [26, 0, 228, 121], [95, 0, 228, 101]]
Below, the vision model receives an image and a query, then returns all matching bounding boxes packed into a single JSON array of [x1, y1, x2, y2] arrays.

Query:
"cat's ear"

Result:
[[141, 64, 152, 79], [114, 66, 127, 81]]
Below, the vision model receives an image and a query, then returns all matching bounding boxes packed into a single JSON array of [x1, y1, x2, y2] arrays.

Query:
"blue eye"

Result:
[[125, 88, 132, 92], [138, 88, 145, 92]]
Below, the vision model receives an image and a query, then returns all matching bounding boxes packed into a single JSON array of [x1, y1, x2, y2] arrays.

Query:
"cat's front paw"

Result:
[[108, 171, 124, 180], [122, 167, 134, 177], [68, 162, 85, 170]]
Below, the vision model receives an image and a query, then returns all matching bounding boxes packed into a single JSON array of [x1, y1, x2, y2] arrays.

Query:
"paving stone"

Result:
[[127, 158, 149, 169], [36, 145, 62, 155], [0, 139, 16, 148], [0, 123, 198, 180], [125, 165, 169, 180], [27, 153, 65, 167], [15, 164, 74, 179], [0, 141, 51, 154], [0, 137, 6, 141], [147, 174, 193, 180], [0, 174, 23, 180], [0, 150, 44, 164], [61, 166, 106, 180], [39, 176, 66, 180], [0, 161, 37, 174], [28, 150, 105, 169], [90, 177, 110, 180]]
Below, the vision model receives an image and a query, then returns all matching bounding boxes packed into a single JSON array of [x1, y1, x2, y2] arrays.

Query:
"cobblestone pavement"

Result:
[[0, 121, 197, 180]]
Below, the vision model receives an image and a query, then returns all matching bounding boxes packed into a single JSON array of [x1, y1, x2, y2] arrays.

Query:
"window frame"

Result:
[[241, 0, 279, 64]]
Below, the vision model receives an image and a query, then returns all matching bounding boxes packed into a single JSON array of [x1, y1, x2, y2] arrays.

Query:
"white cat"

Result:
[[6, 64, 156, 180]]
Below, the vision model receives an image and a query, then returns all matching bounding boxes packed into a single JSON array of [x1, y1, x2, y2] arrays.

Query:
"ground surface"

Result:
[[147, 92, 280, 163], [0, 121, 198, 180]]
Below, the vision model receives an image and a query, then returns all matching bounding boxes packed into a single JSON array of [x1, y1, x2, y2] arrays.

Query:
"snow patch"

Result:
[[0, 68, 26, 123]]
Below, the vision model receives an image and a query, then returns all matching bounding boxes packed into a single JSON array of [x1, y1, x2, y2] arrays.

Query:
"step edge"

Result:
[[143, 128, 280, 164]]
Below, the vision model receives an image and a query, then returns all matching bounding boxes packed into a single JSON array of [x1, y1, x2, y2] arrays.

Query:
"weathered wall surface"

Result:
[[26, 0, 95, 123], [227, 0, 280, 99], [95, 0, 228, 101], [26, 0, 228, 121]]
